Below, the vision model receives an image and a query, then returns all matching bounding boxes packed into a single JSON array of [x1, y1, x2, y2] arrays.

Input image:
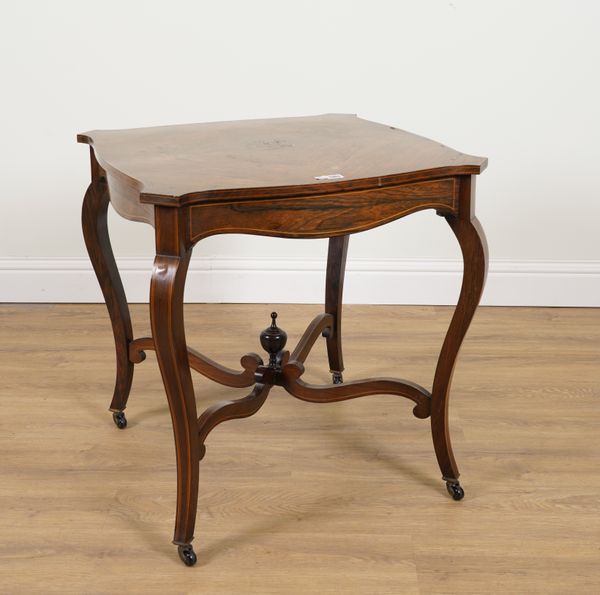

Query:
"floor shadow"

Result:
[[121, 488, 345, 566], [324, 405, 441, 493], [133, 403, 170, 423], [198, 493, 345, 566]]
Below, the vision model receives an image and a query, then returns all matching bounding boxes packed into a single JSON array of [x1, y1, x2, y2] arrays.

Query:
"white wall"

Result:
[[1, 0, 599, 305]]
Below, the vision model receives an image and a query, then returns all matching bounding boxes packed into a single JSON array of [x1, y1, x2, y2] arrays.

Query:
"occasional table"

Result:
[[79, 114, 488, 566]]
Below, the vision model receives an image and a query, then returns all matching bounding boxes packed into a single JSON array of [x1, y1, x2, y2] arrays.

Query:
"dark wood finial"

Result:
[[260, 312, 287, 366]]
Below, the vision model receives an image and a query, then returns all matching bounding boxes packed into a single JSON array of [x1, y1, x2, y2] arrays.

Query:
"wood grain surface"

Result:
[[188, 178, 458, 241], [78, 114, 486, 206], [1, 304, 598, 594]]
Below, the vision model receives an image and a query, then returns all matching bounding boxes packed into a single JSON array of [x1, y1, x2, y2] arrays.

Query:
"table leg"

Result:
[[82, 175, 134, 428], [150, 249, 200, 566], [324, 235, 349, 384], [431, 214, 488, 499]]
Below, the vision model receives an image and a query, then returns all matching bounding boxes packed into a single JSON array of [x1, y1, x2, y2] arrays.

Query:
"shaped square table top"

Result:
[[78, 114, 486, 206]]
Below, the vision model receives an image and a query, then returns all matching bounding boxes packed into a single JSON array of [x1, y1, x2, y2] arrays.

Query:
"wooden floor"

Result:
[[1, 304, 599, 594]]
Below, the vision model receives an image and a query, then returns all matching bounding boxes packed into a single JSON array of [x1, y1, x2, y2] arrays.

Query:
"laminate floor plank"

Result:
[[0, 304, 598, 594]]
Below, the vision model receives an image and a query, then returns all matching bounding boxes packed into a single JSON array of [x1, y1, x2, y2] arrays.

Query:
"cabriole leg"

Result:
[[81, 152, 134, 427], [150, 245, 200, 566], [431, 178, 488, 499], [324, 235, 349, 384]]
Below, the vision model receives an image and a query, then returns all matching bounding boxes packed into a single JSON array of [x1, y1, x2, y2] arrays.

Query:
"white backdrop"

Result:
[[1, 0, 599, 305]]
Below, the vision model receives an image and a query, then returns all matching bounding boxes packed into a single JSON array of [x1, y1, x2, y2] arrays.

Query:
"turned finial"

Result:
[[260, 311, 287, 366]]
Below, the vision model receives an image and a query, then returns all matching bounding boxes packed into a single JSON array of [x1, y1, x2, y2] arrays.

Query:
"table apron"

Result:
[[187, 177, 458, 241]]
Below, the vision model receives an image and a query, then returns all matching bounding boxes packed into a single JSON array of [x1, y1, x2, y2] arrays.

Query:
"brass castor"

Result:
[[112, 411, 127, 429], [332, 371, 344, 384], [178, 544, 197, 567], [446, 481, 464, 501]]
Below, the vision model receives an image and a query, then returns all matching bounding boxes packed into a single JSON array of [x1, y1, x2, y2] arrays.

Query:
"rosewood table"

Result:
[[79, 114, 488, 567]]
